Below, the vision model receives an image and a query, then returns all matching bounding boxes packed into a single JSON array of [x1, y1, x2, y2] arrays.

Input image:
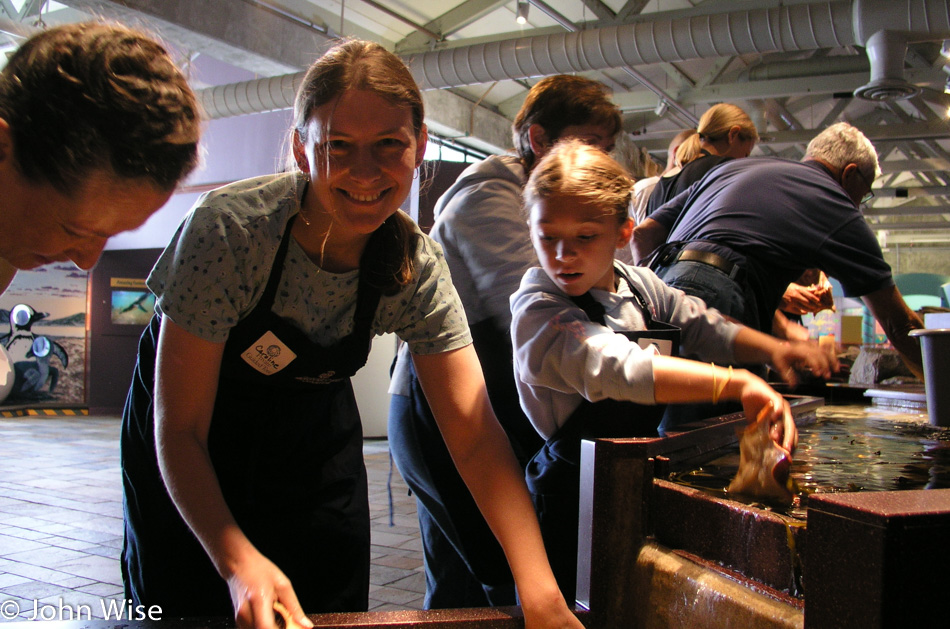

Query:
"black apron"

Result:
[[524, 266, 679, 603], [121, 213, 381, 617], [397, 314, 544, 594]]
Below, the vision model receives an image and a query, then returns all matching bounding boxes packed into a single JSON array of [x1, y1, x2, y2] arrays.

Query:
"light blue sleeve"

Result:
[[623, 264, 740, 364], [147, 203, 280, 343], [380, 232, 472, 356], [510, 269, 659, 438]]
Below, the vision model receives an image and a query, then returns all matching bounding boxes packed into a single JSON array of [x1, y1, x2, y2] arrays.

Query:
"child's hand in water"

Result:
[[729, 397, 797, 504], [737, 374, 797, 453]]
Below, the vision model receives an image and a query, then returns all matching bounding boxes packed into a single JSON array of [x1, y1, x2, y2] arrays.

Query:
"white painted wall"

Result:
[[351, 334, 397, 438], [106, 107, 293, 250]]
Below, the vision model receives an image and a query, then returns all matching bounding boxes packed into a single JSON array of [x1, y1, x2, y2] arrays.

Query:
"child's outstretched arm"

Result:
[[652, 356, 796, 452]]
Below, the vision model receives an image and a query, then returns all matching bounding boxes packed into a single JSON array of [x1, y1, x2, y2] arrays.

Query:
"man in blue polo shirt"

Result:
[[632, 122, 923, 378]]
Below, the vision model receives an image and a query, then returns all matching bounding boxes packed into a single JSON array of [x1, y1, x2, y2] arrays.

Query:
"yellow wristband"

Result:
[[711, 363, 718, 404], [714, 365, 733, 404]]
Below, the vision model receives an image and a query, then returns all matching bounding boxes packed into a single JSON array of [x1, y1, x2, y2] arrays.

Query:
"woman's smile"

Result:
[[339, 188, 387, 204], [295, 88, 427, 243]]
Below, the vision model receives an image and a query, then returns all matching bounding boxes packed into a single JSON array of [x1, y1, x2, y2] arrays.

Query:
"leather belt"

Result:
[[674, 248, 741, 278]]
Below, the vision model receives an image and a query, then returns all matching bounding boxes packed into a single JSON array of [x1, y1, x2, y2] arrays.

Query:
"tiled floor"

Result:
[[0, 415, 424, 621]]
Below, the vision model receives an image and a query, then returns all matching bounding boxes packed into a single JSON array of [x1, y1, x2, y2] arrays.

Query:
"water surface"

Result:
[[669, 404, 950, 519]]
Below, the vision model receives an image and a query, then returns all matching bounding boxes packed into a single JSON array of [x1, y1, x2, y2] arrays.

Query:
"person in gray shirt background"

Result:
[[388, 74, 621, 609]]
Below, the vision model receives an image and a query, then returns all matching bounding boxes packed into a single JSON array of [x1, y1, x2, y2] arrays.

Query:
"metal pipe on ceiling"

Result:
[[527, 0, 698, 126], [197, 0, 950, 120], [406, 1, 856, 89], [405, 0, 950, 102], [742, 54, 869, 81]]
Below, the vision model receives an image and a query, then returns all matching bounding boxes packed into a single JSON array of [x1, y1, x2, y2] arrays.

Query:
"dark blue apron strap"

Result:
[[387, 449, 395, 527]]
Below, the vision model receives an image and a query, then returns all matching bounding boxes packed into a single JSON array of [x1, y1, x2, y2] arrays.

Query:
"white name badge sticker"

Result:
[[241, 331, 297, 376], [638, 337, 674, 356]]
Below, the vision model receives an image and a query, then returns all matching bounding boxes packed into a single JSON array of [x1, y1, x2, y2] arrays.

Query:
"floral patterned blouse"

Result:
[[148, 172, 471, 355]]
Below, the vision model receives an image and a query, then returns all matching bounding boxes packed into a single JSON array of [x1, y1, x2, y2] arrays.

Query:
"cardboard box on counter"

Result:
[[840, 315, 863, 345]]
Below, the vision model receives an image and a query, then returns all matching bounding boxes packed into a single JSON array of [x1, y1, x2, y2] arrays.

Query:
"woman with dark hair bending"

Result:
[[0, 21, 200, 292], [121, 40, 582, 629]]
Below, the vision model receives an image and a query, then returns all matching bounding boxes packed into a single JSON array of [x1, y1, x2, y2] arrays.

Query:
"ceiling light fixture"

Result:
[[516, 1, 529, 25]]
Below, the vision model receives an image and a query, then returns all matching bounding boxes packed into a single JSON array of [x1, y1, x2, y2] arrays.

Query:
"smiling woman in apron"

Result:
[[121, 40, 582, 629], [510, 140, 836, 602]]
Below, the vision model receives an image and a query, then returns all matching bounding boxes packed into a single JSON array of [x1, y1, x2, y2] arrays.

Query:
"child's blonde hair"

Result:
[[524, 139, 633, 224]]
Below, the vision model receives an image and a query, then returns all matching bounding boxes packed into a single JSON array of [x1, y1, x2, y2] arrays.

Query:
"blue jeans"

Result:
[[654, 259, 750, 327], [653, 259, 757, 428], [388, 392, 516, 609]]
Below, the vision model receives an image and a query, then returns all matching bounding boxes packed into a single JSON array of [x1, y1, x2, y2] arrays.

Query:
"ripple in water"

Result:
[[669, 404, 950, 519]]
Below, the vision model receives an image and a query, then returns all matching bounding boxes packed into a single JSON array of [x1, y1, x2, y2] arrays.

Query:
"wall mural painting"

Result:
[[0, 264, 89, 407]]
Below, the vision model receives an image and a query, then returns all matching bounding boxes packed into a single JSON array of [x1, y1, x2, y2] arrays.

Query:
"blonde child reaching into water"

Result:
[[510, 139, 836, 602]]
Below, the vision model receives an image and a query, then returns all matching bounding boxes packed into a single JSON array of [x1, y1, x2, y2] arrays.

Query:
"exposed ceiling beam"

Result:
[[18, 0, 45, 19], [56, 0, 334, 75], [694, 56, 734, 90], [615, 67, 944, 113], [0, 1, 16, 20], [359, 0, 440, 42], [248, 0, 384, 45], [0, 15, 34, 39], [629, 120, 950, 151], [868, 221, 950, 231], [616, 0, 651, 21], [765, 99, 805, 131], [865, 204, 950, 216], [879, 233, 950, 244], [819, 98, 853, 128], [659, 62, 695, 90], [879, 158, 950, 174], [578, 0, 614, 22], [874, 185, 950, 198], [396, 0, 508, 52], [421, 88, 513, 154]]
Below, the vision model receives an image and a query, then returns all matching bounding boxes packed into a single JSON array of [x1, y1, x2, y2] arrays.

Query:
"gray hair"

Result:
[[805, 122, 880, 181]]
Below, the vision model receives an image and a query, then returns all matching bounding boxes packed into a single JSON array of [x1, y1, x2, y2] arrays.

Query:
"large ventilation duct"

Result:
[[198, 0, 950, 119], [742, 54, 869, 82], [855, 29, 919, 100], [851, 0, 950, 100], [406, 2, 855, 88], [406, 0, 949, 102], [200, 73, 302, 119]]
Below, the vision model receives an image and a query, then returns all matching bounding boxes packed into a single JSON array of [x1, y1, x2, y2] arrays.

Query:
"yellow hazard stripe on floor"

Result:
[[0, 407, 88, 417]]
